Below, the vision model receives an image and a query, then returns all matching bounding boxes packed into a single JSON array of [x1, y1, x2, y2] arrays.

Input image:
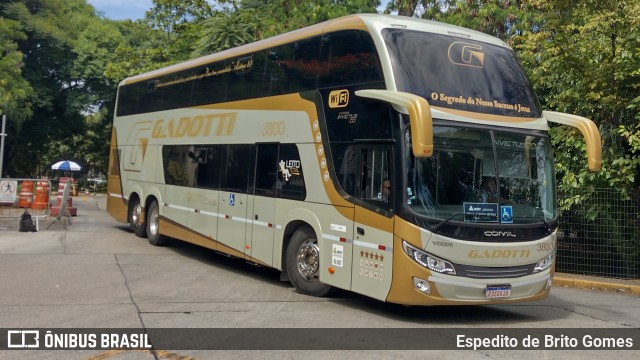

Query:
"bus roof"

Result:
[[120, 14, 510, 87]]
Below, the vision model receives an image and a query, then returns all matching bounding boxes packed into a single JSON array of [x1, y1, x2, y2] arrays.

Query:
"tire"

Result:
[[129, 198, 146, 238], [146, 200, 169, 246], [285, 226, 333, 297]]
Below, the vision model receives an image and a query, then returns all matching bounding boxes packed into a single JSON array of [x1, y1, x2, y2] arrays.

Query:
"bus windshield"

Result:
[[405, 125, 556, 225], [384, 29, 541, 118]]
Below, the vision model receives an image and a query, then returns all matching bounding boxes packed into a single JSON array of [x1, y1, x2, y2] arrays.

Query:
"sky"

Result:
[[87, 0, 391, 21], [87, 0, 154, 20]]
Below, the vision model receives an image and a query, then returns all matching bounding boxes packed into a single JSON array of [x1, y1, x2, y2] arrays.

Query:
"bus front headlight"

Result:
[[534, 251, 555, 273], [402, 241, 456, 275]]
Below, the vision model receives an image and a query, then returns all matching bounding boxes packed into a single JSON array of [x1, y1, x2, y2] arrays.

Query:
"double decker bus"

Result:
[[107, 14, 601, 305]]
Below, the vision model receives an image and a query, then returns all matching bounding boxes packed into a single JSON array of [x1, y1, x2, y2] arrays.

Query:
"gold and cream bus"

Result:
[[107, 14, 601, 305]]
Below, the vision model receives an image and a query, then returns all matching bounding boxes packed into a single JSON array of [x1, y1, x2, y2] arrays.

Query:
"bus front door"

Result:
[[247, 144, 279, 266], [351, 145, 394, 301]]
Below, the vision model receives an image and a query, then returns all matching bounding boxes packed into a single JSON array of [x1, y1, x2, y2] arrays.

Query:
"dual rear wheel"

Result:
[[129, 198, 168, 246]]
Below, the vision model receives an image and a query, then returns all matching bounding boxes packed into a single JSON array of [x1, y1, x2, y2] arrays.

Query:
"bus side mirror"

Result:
[[355, 90, 433, 157], [543, 111, 602, 172]]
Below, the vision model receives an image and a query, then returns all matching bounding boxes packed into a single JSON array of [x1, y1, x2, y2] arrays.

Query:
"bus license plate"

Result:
[[485, 285, 511, 299]]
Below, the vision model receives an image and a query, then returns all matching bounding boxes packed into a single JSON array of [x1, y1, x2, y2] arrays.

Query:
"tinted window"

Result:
[[326, 99, 393, 196], [384, 29, 541, 118], [221, 144, 252, 192], [116, 31, 384, 116], [318, 30, 384, 89], [194, 145, 226, 189], [228, 53, 269, 101], [190, 60, 230, 106], [268, 37, 322, 96], [254, 144, 279, 197], [357, 146, 392, 211], [162, 145, 229, 189], [325, 99, 392, 142], [277, 144, 306, 200], [162, 145, 198, 187]]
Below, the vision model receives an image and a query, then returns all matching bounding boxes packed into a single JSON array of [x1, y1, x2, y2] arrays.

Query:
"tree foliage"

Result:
[[1, 0, 639, 205], [0, 15, 33, 127], [511, 0, 640, 204]]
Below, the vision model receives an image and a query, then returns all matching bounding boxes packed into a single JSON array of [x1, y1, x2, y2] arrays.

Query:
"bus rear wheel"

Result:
[[129, 198, 146, 238], [146, 200, 169, 246], [286, 227, 333, 297]]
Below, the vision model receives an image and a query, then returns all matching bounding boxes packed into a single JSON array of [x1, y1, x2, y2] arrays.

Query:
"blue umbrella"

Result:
[[51, 160, 81, 171]]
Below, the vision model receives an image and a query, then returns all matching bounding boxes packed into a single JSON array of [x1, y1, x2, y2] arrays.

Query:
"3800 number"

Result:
[[262, 121, 285, 136], [537, 242, 554, 252]]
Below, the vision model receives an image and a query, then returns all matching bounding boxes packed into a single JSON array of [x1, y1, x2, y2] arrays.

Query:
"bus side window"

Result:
[[337, 144, 357, 196], [318, 30, 384, 89], [221, 144, 252, 193], [196, 145, 225, 190], [357, 146, 392, 210], [254, 144, 279, 197], [277, 144, 306, 200], [268, 37, 322, 96]]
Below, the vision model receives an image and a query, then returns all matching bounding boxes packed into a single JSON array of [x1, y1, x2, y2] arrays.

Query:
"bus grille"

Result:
[[456, 264, 536, 279]]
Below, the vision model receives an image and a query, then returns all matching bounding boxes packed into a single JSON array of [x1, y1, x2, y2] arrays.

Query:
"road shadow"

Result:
[[142, 235, 574, 326]]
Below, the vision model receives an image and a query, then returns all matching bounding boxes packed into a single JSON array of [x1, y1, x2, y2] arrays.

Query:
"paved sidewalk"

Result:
[[554, 272, 640, 295]]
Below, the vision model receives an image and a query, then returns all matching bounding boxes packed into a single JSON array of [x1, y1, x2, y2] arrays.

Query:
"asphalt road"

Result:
[[0, 195, 638, 359]]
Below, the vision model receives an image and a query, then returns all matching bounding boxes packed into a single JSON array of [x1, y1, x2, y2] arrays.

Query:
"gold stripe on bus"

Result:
[[321, 15, 369, 33], [225, 114, 236, 136], [393, 216, 424, 249], [107, 127, 129, 223], [107, 195, 128, 223], [385, 235, 445, 305], [431, 106, 542, 123], [355, 206, 393, 233], [159, 217, 269, 267]]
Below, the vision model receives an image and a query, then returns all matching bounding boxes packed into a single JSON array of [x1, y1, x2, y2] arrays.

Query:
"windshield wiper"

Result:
[[431, 213, 464, 232], [539, 216, 552, 233]]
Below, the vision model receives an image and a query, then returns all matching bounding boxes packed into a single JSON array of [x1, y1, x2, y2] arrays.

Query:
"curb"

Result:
[[553, 276, 640, 295]]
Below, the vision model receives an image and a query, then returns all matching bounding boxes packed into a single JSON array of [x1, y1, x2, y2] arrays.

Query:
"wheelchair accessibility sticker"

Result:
[[500, 205, 513, 224]]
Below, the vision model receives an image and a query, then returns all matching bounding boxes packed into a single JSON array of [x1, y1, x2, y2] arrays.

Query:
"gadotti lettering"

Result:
[[468, 249, 530, 258], [152, 112, 236, 138]]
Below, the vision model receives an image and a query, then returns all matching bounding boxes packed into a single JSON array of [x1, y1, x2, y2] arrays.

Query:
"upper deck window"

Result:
[[383, 29, 541, 118]]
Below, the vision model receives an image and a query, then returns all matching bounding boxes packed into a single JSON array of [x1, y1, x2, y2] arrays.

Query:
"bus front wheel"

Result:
[[286, 227, 333, 297], [146, 200, 169, 246], [129, 198, 146, 238]]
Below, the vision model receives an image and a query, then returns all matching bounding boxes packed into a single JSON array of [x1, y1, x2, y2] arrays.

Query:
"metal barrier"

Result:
[[0, 178, 52, 231], [557, 188, 640, 280]]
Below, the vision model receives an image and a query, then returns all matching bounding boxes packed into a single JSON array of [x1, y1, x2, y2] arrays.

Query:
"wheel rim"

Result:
[[132, 203, 141, 225], [149, 204, 159, 236], [296, 239, 320, 281]]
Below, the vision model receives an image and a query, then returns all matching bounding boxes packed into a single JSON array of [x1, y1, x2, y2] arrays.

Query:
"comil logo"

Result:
[[328, 90, 349, 108], [448, 42, 484, 68]]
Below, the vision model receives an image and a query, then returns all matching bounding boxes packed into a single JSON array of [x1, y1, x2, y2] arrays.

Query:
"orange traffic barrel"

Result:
[[32, 180, 50, 210], [18, 181, 34, 208]]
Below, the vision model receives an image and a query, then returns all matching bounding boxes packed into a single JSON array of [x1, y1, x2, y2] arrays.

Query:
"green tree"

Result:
[[0, 15, 33, 128], [512, 0, 640, 203], [1, 0, 118, 177], [191, 0, 381, 56]]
